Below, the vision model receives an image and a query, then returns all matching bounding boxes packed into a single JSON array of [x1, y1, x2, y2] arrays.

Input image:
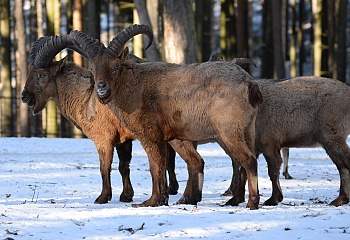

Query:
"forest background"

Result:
[[0, 0, 349, 138]]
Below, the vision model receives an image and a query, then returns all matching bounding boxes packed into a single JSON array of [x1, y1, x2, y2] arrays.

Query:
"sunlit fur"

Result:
[[90, 48, 263, 209], [22, 57, 179, 204]]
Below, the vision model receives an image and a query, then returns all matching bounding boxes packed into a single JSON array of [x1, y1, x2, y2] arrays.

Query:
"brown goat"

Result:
[[226, 76, 350, 207], [68, 25, 263, 209], [21, 36, 179, 204]]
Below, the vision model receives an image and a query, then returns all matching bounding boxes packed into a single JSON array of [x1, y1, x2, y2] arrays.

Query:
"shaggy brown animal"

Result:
[[68, 25, 263, 209], [21, 36, 179, 204], [224, 76, 350, 206]]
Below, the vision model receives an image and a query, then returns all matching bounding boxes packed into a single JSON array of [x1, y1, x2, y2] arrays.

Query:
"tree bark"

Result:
[[260, 0, 274, 78], [290, 0, 297, 77], [220, 0, 236, 61], [0, 0, 13, 136], [200, 0, 214, 62], [237, 0, 250, 72], [134, 0, 162, 62], [163, 0, 198, 64], [336, 0, 347, 83], [271, 0, 285, 78], [312, 0, 322, 76], [45, 0, 58, 138], [14, 0, 29, 137]]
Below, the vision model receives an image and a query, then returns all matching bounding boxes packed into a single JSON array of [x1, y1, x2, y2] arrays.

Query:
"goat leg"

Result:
[[116, 140, 134, 202]]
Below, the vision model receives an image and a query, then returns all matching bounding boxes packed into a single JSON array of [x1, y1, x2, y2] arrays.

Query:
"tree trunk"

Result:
[[14, 0, 29, 137], [0, 0, 13, 137], [72, 0, 84, 137], [134, 0, 162, 62], [290, 0, 297, 77], [298, 0, 305, 76], [271, 0, 285, 78], [327, 0, 334, 78], [200, 0, 214, 62], [220, 0, 236, 61], [312, 0, 322, 76], [163, 0, 198, 64], [336, 0, 347, 83], [260, 0, 274, 78], [236, 0, 250, 73], [45, 0, 58, 138]]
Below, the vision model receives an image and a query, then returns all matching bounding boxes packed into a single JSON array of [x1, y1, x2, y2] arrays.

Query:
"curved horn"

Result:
[[107, 24, 153, 56], [231, 58, 257, 68], [34, 35, 73, 68], [68, 30, 106, 60], [29, 36, 53, 65]]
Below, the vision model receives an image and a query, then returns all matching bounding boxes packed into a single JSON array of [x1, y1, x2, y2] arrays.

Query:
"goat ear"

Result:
[[86, 94, 96, 121], [119, 47, 129, 60], [58, 56, 68, 71]]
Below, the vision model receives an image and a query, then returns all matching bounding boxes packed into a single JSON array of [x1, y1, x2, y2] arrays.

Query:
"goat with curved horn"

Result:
[[68, 24, 153, 60], [23, 34, 180, 205], [69, 24, 263, 209], [107, 24, 153, 56]]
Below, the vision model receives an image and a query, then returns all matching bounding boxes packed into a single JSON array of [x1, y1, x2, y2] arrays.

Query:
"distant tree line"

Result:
[[0, 0, 349, 137]]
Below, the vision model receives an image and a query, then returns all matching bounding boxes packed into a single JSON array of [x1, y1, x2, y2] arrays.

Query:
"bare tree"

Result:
[[14, 0, 29, 137], [336, 0, 348, 83], [134, 0, 162, 61], [260, 0, 274, 78], [271, 0, 285, 78], [163, 0, 198, 63], [220, 0, 236, 61], [0, 0, 13, 136]]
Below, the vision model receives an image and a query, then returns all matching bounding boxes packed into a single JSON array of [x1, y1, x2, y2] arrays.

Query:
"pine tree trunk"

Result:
[[220, 0, 236, 61], [44, 0, 58, 138], [237, 0, 250, 73], [260, 0, 274, 78], [290, 0, 297, 77], [336, 0, 347, 83], [0, 0, 13, 136], [163, 0, 198, 64], [298, 0, 305, 76], [272, 0, 285, 78], [200, 0, 214, 62], [134, 0, 162, 61], [14, 0, 29, 137], [312, 0, 322, 76]]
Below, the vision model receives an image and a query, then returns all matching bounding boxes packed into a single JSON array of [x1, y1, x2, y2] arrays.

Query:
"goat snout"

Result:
[[97, 81, 110, 98], [21, 90, 35, 106]]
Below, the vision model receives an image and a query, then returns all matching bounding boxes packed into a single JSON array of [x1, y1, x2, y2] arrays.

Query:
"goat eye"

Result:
[[38, 74, 46, 79]]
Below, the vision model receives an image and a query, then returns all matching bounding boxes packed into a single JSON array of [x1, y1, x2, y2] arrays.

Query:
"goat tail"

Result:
[[248, 82, 263, 108]]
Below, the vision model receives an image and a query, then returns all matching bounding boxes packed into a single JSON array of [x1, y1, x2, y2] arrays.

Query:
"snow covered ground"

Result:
[[0, 137, 350, 239]]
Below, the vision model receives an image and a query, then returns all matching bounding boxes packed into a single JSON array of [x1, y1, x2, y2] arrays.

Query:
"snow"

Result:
[[0, 137, 350, 239]]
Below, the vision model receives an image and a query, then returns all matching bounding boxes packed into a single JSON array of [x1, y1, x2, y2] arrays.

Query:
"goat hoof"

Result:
[[246, 196, 260, 210], [168, 186, 179, 195], [94, 194, 111, 204], [283, 172, 293, 179], [221, 188, 234, 197], [119, 190, 134, 202], [263, 197, 281, 206], [329, 196, 349, 207], [176, 195, 201, 205], [132, 198, 168, 207]]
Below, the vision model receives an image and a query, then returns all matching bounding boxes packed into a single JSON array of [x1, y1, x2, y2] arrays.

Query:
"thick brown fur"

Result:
[[22, 58, 179, 204], [91, 48, 263, 209], [228, 76, 350, 206]]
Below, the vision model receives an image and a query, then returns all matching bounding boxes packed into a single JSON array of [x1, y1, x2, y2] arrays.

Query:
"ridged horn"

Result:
[[29, 36, 53, 65], [34, 35, 74, 68], [68, 30, 106, 60], [107, 24, 153, 56]]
